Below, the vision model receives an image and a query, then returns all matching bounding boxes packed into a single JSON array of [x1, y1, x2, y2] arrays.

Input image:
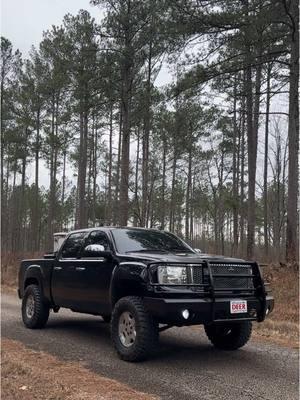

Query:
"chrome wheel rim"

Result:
[[118, 311, 136, 348], [26, 294, 35, 318]]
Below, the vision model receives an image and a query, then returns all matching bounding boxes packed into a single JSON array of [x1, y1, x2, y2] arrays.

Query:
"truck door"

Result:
[[51, 231, 86, 309], [74, 230, 115, 314], [52, 230, 115, 314]]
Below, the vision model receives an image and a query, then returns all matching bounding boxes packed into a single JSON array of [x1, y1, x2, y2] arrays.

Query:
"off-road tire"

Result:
[[204, 321, 252, 350], [111, 296, 158, 362], [22, 284, 50, 329]]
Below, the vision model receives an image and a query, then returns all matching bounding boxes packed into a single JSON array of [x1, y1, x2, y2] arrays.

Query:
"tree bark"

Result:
[[185, 144, 192, 240], [161, 131, 167, 230], [232, 75, 239, 255], [32, 107, 40, 250], [286, 0, 299, 263], [76, 106, 88, 229], [169, 134, 177, 232], [47, 95, 56, 249], [141, 39, 152, 228], [133, 128, 140, 226], [263, 63, 271, 259], [107, 102, 114, 224], [119, 1, 133, 226], [114, 107, 122, 224]]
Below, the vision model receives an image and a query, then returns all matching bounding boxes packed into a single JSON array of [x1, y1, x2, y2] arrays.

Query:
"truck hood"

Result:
[[123, 251, 245, 264]]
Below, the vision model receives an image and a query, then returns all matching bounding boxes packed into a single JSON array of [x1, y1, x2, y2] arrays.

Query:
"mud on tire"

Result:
[[111, 296, 158, 362], [22, 284, 50, 329]]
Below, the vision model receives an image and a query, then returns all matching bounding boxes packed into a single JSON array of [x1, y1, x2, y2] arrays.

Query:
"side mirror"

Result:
[[194, 248, 202, 254], [83, 244, 112, 258]]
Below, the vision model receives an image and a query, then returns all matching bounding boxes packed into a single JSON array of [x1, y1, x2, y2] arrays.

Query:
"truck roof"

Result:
[[66, 226, 161, 235]]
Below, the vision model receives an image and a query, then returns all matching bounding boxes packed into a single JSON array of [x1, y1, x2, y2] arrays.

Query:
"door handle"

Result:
[[54, 266, 62, 270], [75, 267, 86, 271]]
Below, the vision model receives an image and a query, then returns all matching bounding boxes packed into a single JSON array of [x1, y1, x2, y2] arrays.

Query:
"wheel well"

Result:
[[24, 277, 39, 290], [111, 280, 144, 307]]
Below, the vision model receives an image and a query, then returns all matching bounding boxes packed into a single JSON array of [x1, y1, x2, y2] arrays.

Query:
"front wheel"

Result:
[[111, 296, 158, 362], [21, 284, 50, 329], [204, 321, 252, 350]]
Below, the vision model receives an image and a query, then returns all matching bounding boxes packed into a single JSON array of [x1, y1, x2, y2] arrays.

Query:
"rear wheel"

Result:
[[22, 284, 50, 329], [111, 296, 158, 362], [204, 321, 252, 350]]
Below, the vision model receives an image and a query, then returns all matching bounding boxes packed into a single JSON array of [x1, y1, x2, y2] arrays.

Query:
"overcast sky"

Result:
[[1, 0, 100, 55], [1, 0, 171, 85]]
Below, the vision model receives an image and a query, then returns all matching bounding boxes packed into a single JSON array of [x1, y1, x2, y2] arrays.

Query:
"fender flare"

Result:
[[109, 261, 148, 307], [23, 265, 48, 303]]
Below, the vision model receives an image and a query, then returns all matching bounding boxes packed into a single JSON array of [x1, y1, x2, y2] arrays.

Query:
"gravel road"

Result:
[[2, 292, 298, 400]]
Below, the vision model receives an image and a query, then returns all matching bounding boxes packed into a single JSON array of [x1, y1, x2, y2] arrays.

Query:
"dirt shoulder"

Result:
[[252, 264, 299, 349], [253, 320, 299, 349], [1, 338, 157, 400]]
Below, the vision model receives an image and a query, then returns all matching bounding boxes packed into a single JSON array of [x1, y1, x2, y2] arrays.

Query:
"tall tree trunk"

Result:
[[119, 89, 131, 225], [107, 103, 113, 224], [274, 134, 281, 260], [247, 50, 262, 258], [263, 63, 271, 259], [0, 66, 7, 251], [232, 75, 239, 255], [19, 149, 27, 252], [190, 174, 195, 241], [286, 0, 299, 263], [133, 128, 140, 226], [161, 131, 167, 230], [243, 0, 262, 260], [32, 107, 40, 251], [47, 95, 56, 249], [92, 120, 98, 226], [114, 108, 122, 224], [87, 147, 93, 226], [119, 7, 133, 226], [141, 39, 152, 227], [239, 93, 246, 256], [169, 135, 177, 232], [245, 63, 255, 258], [61, 150, 66, 230], [185, 144, 192, 240], [76, 106, 88, 229]]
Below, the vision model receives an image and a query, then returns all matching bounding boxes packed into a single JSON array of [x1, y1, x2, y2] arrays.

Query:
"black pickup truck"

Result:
[[19, 227, 274, 362]]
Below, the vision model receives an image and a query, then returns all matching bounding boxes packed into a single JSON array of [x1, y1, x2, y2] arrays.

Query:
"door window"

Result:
[[60, 232, 85, 259]]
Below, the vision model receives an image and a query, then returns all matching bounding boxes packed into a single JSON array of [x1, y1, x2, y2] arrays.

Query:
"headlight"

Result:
[[157, 265, 188, 285]]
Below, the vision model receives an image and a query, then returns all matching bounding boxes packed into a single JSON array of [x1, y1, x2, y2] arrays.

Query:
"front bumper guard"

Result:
[[146, 260, 274, 325]]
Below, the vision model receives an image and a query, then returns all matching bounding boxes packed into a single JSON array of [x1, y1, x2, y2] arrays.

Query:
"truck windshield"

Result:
[[112, 229, 194, 254]]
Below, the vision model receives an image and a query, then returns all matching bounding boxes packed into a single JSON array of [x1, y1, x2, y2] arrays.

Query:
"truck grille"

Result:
[[192, 266, 203, 284], [210, 263, 253, 289], [191, 263, 253, 290]]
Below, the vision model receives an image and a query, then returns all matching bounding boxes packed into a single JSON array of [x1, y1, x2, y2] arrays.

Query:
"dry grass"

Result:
[[1, 251, 42, 287], [1, 338, 157, 400], [252, 264, 299, 347], [262, 264, 299, 323]]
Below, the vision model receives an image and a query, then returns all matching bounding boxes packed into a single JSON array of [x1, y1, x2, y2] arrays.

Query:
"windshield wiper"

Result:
[[126, 249, 168, 253], [167, 248, 193, 253]]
